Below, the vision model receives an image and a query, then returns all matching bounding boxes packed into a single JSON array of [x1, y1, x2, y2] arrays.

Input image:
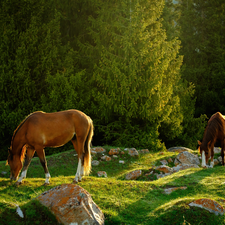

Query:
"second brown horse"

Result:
[[198, 112, 225, 168], [7, 109, 94, 185]]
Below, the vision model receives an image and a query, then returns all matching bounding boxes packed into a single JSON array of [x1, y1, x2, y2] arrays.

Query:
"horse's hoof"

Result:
[[15, 182, 22, 186], [43, 182, 50, 186]]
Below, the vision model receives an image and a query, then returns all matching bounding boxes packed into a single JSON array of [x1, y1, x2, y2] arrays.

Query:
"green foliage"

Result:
[[0, 0, 61, 157], [177, 0, 225, 117], [77, 0, 185, 149], [0, 0, 87, 160], [98, 120, 165, 150]]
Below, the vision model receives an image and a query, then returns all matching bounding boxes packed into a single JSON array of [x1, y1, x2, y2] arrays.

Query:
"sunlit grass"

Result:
[[0, 147, 225, 224]]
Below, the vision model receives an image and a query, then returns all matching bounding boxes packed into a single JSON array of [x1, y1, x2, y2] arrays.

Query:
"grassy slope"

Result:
[[0, 147, 225, 225]]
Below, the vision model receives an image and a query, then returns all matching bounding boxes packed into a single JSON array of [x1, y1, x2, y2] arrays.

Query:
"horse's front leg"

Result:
[[209, 147, 214, 168], [220, 141, 225, 166], [16, 147, 35, 185], [222, 149, 225, 166], [36, 147, 51, 185]]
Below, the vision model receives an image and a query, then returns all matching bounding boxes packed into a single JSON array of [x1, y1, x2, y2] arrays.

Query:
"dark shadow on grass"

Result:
[[0, 199, 60, 225]]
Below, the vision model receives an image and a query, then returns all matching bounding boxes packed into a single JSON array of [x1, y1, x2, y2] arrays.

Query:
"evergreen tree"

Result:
[[78, 0, 183, 148], [178, 0, 225, 117], [0, 0, 83, 159], [160, 0, 207, 148]]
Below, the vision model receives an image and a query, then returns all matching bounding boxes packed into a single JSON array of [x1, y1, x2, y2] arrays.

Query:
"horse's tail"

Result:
[[83, 117, 94, 175]]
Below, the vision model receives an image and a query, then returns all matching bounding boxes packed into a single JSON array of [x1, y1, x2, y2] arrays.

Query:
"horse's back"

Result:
[[208, 112, 225, 123]]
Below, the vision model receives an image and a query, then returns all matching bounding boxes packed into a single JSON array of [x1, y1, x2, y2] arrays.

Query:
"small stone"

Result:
[[97, 171, 107, 177], [218, 156, 222, 163], [101, 155, 111, 161], [109, 148, 120, 155], [119, 160, 125, 164], [120, 151, 125, 155], [214, 147, 221, 154], [92, 147, 106, 153], [139, 149, 150, 154], [112, 155, 118, 158], [189, 199, 225, 215], [214, 159, 219, 165], [155, 165, 173, 174], [125, 170, 142, 180], [160, 159, 168, 165], [164, 186, 187, 195], [91, 160, 100, 166], [128, 148, 139, 157], [16, 206, 24, 218]]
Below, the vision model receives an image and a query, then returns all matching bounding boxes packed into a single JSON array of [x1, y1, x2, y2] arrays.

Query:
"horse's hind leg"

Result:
[[35, 147, 51, 185], [17, 146, 35, 184], [71, 139, 84, 183]]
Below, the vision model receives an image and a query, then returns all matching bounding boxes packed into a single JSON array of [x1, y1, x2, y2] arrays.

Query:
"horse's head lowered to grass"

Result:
[[6, 146, 25, 181]]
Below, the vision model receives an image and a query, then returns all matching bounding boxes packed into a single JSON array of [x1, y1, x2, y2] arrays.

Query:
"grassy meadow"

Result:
[[0, 147, 225, 225]]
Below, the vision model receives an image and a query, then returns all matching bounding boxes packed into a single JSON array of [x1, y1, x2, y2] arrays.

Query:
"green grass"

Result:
[[0, 147, 225, 225]]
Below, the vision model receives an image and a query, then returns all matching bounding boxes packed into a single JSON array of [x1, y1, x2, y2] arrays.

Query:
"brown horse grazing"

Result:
[[6, 110, 94, 185], [198, 112, 225, 168]]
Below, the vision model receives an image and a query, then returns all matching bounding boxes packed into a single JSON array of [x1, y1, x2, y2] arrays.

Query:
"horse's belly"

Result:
[[27, 128, 75, 148], [44, 132, 75, 147]]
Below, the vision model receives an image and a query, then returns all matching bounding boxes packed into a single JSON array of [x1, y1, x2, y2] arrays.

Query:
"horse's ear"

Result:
[[5, 160, 8, 166], [197, 140, 202, 145]]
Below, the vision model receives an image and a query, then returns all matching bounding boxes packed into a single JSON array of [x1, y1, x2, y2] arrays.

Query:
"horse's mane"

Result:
[[203, 113, 224, 146], [10, 111, 44, 150]]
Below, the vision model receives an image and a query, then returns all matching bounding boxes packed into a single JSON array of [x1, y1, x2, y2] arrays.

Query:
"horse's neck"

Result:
[[12, 131, 26, 155], [202, 130, 215, 147]]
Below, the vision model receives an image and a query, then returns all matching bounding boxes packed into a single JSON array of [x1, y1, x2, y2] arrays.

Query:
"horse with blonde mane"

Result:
[[7, 109, 93, 185]]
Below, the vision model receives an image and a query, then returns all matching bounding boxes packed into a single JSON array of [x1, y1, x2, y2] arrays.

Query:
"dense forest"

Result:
[[0, 0, 224, 160]]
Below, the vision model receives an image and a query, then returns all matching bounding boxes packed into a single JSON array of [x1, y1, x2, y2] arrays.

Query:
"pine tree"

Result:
[[0, 0, 84, 158], [178, 0, 225, 117], [78, 0, 183, 148]]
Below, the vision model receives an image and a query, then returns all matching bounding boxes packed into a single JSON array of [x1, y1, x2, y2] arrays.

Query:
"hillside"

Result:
[[0, 147, 225, 225]]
